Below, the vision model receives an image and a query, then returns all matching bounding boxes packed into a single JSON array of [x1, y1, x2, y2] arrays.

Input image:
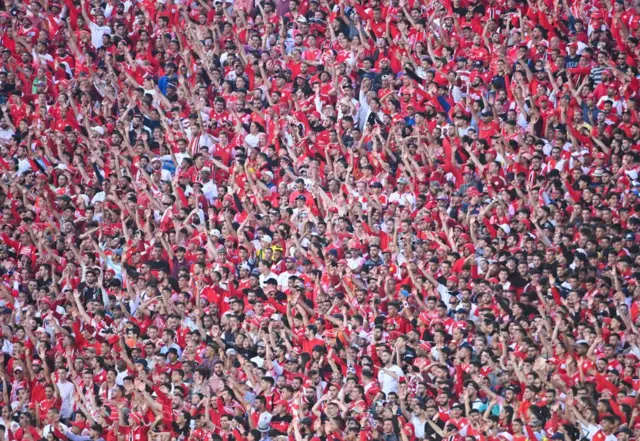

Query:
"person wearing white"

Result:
[[56, 370, 76, 420], [409, 408, 429, 439], [377, 348, 404, 395], [388, 178, 416, 210], [277, 259, 300, 288], [0, 336, 13, 355], [43, 413, 68, 439], [80, 0, 112, 50]]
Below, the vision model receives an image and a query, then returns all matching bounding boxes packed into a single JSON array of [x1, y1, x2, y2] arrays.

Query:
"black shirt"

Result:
[[147, 258, 171, 273], [77, 282, 102, 303]]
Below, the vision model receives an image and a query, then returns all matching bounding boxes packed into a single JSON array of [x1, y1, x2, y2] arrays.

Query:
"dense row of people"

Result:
[[0, 0, 640, 441]]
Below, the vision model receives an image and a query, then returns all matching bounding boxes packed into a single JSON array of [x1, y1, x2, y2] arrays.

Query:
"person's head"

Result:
[[18, 412, 33, 427]]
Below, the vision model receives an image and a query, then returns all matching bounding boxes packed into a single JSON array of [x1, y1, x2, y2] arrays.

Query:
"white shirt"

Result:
[[158, 169, 172, 182], [202, 180, 218, 203], [388, 191, 416, 210], [17, 158, 31, 175], [88, 21, 111, 49], [56, 380, 75, 418], [250, 355, 265, 368], [259, 271, 279, 288], [437, 283, 453, 307], [347, 256, 365, 271], [174, 152, 191, 166], [411, 416, 427, 439], [278, 270, 300, 288], [0, 338, 13, 356], [245, 133, 260, 148], [0, 126, 14, 144], [43, 423, 69, 438], [91, 191, 106, 205], [378, 364, 404, 395], [115, 369, 129, 386]]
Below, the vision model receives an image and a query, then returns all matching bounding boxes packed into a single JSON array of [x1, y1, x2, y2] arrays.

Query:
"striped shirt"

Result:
[[590, 66, 607, 85]]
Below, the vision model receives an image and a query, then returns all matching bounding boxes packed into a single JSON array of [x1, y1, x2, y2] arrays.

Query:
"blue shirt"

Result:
[[158, 75, 178, 96]]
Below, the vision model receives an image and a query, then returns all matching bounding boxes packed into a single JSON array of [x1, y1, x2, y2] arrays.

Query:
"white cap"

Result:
[[498, 224, 511, 234], [257, 414, 272, 432], [210, 229, 221, 238]]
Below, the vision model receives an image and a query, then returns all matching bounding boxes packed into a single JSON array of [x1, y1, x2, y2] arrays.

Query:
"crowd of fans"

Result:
[[0, 0, 640, 440]]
